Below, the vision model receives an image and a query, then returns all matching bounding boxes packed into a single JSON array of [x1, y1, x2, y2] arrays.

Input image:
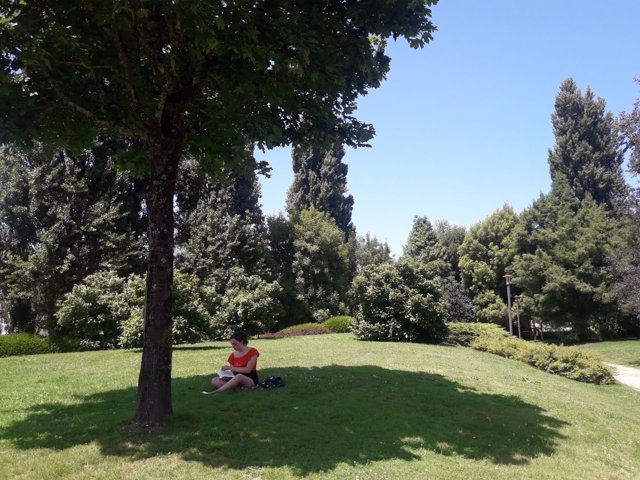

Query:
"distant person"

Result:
[[532, 322, 541, 340], [204, 330, 259, 393]]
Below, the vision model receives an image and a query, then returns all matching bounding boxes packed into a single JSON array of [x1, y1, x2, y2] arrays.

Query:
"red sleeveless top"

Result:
[[228, 347, 259, 372]]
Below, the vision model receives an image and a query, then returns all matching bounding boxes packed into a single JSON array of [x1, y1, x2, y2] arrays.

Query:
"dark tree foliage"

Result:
[[291, 208, 353, 320], [176, 165, 270, 288], [403, 215, 451, 276], [440, 279, 476, 323], [458, 205, 519, 326], [434, 219, 466, 281], [266, 213, 309, 328], [548, 78, 628, 214], [286, 144, 355, 240], [174, 158, 212, 247], [615, 80, 640, 335], [0, 0, 438, 426], [619, 78, 640, 176], [0, 144, 144, 335], [403, 216, 474, 324]]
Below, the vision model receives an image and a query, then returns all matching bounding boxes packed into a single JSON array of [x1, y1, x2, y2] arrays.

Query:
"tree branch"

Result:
[[51, 84, 147, 140]]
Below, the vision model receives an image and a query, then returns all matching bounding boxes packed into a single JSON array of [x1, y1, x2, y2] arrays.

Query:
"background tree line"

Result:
[[2, 77, 640, 349]]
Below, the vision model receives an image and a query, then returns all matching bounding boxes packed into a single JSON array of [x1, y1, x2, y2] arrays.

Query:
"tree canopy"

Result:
[[0, 1, 438, 158]]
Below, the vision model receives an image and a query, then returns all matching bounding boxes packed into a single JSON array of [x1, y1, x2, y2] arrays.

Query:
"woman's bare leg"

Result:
[[212, 377, 228, 389], [215, 374, 255, 392]]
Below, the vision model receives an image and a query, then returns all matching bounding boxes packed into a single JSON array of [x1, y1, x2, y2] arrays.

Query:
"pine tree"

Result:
[[266, 212, 308, 327], [548, 78, 628, 213], [404, 216, 445, 260], [512, 175, 626, 339], [286, 144, 355, 240]]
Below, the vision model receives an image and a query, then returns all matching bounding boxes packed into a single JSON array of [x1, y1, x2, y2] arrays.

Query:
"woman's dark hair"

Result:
[[231, 330, 249, 345]]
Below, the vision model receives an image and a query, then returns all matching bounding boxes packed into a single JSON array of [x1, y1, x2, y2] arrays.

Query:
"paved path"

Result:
[[608, 363, 640, 392]]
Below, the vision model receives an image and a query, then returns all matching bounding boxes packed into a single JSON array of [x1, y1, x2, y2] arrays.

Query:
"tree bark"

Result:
[[133, 143, 180, 428]]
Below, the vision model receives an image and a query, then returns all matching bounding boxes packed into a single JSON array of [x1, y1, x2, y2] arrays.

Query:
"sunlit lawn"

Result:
[[578, 338, 640, 368], [1, 334, 639, 479]]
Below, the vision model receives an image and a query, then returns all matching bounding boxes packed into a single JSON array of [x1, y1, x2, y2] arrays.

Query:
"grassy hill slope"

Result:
[[1, 334, 638, 479]]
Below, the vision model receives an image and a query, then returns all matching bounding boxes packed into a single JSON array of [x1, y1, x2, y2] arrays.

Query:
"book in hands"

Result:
[[217, 369, 235, 379]]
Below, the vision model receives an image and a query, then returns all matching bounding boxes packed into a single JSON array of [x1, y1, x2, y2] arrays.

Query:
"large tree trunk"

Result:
[[133, 144, 180, 428]]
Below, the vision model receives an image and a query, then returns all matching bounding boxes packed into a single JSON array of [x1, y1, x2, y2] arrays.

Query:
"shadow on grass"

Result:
[[173, 344, 227, 352], [1, 366, 568, 475], [124, 344, 226, 354]]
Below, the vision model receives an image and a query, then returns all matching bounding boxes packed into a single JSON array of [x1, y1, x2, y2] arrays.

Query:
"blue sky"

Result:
[[256, 0, 640, 257]]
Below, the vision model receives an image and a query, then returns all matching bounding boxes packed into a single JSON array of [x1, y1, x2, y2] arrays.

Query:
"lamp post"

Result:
[[504, 273, 513, 336], [515, 295, 522, 339]]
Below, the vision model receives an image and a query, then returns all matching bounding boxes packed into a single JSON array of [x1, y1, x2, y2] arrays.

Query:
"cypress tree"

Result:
[[286, 144, 355, 240]]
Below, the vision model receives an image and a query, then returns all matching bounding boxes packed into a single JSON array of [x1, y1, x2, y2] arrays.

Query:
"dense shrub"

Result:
[[446, 322, 510, 346], [57, 267, 280, 348], [322, 316, 354, 333], [0, 333, 77, 357], [351, 260, 449, 343], [471, 336, 615, 384], [171, 272, 215, 344], [118, 307, 144, 349], [56, 271, 131, 349], [209, 267, 283, 339]]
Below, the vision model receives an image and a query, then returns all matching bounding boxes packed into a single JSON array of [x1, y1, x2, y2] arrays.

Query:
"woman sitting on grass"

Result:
[[206, 330, 259, 393]]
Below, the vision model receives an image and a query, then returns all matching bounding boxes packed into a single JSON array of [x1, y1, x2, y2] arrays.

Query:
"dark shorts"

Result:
[[244, 371, 259, 386]]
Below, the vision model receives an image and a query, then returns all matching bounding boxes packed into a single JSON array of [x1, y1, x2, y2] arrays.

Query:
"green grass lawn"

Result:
[[578, 339, 640, 367], [1, 334, 639, 480]]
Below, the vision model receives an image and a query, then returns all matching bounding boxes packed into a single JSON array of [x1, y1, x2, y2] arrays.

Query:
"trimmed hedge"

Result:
[[471, 336, 615, 385], [446, 322, 510, 346], [322, 316, 354, 333], [259, 325, 333, 338], [0, 333, 78, 357]]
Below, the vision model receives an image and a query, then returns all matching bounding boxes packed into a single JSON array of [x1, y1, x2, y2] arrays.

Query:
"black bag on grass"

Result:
[[260, 376, 285, 389]]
